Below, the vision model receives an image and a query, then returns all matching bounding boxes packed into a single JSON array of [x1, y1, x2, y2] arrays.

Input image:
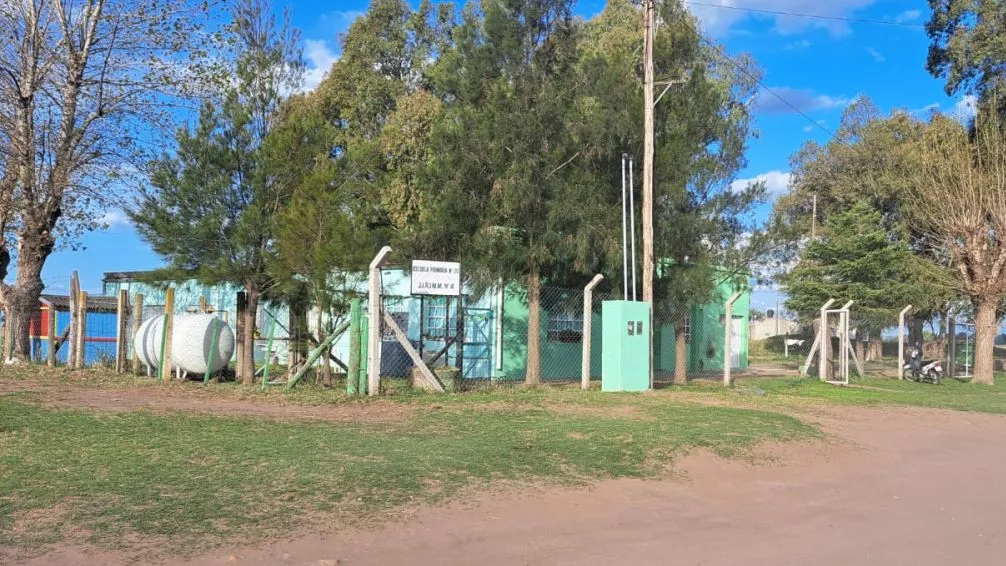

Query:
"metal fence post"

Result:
[[368, 246, 393, 396], [582, 275, 604, 390]]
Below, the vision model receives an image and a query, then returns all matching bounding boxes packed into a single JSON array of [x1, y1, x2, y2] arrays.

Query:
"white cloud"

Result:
[[865, 47, 885, 63], [318, 10, 364, 37], [785, 39, 812, 50], [299, 10, 364, 92], [895, 9, 922, 23], [731, 170, 792, 197], [100, 209, 131, 231], [686, 0, 877, 36], [803, 119, 827, 132], [755, 87, 851, 115], [953, 94, 978, 121], [302, 39, 340, 92]]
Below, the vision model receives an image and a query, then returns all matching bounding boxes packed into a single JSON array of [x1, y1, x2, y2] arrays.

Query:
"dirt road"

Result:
[[31, 404, 1006, 566]]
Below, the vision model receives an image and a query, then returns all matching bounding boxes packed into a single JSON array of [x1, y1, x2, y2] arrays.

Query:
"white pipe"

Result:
[[621, 154, 628, 299], [629, 157, 637, 302]]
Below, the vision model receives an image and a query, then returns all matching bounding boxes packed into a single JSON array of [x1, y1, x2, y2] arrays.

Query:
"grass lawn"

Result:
[[704, 374, 1006, 414], [7, 366, 1006, 562], [0, 383, 814, 561]]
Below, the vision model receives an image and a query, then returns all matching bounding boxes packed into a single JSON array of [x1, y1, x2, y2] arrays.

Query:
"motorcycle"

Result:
[[904, 345, 943, 384]]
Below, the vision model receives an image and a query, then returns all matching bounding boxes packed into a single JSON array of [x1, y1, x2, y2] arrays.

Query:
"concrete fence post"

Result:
[[581, 275, 604, 390], [368, 246, 393, 396], [898, 305, 913, 380], [724, 292, 742, 386]]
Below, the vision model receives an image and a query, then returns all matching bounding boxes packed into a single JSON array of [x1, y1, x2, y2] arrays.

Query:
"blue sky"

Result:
[[42, 0, 975, 311]]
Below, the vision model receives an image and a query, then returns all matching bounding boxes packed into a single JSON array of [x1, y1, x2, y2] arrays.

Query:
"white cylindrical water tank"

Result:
[[133, 313, 235, 375]]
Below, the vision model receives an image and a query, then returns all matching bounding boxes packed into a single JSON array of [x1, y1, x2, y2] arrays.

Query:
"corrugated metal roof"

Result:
[[40, 294, 119, 312]]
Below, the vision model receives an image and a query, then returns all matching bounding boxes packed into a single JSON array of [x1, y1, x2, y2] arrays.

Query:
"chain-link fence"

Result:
[[23, 294, 123, 367], [373, 274, 745, 389]]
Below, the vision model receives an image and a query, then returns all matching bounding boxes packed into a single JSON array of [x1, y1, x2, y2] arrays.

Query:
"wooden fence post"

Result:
[[160, 288, 175, 381], [115, 290, 128, 373], [348, 298, 361, 395], [199, 296, 208, 313], [46, 301, 56, 367], [235, 291, 247, 381], [132, 293, 144, 373], [75, 291, 88, 369], [68, 272, 80, 367]]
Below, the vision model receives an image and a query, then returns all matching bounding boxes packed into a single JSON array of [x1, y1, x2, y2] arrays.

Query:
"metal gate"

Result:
[[463, 308, 493, 379]]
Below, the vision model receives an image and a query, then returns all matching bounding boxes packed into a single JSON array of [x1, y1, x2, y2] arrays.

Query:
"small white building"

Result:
[[749, 313, 799, 341]]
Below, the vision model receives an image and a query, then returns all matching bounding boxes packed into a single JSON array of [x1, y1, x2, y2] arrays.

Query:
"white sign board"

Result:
[[411, 260, 461, 296]]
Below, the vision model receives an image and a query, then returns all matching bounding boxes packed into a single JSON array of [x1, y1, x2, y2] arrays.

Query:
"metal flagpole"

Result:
[[629, 156, 637, 301], [621, 153, 629, 299]]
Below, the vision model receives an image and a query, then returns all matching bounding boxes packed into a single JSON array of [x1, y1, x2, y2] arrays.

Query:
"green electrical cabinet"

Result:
[[601, 300, 651, 392]]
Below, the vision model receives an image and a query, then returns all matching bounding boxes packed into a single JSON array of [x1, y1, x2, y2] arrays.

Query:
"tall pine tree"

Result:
[[131, 0, 303, 382]]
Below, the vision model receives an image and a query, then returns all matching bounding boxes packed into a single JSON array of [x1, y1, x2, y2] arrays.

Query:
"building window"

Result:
[[547, 306, 583, 343], [423, 298, 455, 340]]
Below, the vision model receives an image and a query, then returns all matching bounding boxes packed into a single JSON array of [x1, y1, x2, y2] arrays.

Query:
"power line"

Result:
[[677, 17, 839, 138], [682, 1, 925, 29]]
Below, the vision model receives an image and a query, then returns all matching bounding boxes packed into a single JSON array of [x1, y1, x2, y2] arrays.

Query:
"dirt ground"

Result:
[[0, 379, 413, 423], [15, 390, 1006, 565]]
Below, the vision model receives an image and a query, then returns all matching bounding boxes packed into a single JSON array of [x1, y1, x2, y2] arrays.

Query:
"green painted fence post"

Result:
[[261, 318, 276, 391], [347, 299, 361, 395], [359, 317, 369, 395], [204, 317, 219, 384]]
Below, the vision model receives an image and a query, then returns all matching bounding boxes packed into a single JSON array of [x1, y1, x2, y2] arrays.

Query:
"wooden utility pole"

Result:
[[642, 0, 655, 304]]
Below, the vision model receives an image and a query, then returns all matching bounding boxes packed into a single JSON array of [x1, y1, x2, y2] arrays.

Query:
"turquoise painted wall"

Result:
[[498, 286, 603, 381], [654, 279, 750, 373]]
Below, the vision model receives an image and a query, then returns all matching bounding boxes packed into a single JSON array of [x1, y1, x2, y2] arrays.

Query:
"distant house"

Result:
[[749, 312, 799, 341]]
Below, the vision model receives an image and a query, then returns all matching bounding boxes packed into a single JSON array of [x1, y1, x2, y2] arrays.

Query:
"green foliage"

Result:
[[266, 95, 373, 326], [783, 202, 915, 332], [131, 0, 303, 298], [926, 0, 1006, 112], [772, 99, 955, 322]]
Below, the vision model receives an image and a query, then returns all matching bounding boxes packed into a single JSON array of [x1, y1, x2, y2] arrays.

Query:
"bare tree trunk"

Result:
[[4, 233, 50, 362], [973, 297, 998, 385], [241, 285, 260, 384], [526, 269, 542, 385], [673, 324, 688, 385], [908, 318, 924, 348], [866, 337, 882, 362], [855, 339, 865, 369]]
